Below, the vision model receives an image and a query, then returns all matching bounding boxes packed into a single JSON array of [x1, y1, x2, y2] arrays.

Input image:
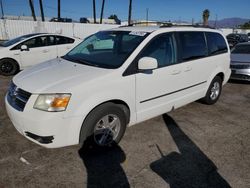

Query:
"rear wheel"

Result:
[[80, 103, 127, 147], [202, 76, 222, 105], [0, 59, 19, 76]]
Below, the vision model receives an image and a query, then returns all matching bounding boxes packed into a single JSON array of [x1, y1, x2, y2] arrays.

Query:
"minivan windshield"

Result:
[[63, 30, 149, 69]]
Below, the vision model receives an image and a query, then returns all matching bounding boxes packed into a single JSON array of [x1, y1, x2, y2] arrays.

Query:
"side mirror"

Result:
[[138, 57, 158, 70], [20, 45, 28, 51]]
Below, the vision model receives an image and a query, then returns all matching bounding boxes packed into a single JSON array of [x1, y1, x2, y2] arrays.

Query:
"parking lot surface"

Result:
[[0, 75, 249, 188]]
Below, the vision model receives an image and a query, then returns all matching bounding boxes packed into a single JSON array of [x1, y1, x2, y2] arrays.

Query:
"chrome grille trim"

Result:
[[7, 82, 31, 112]]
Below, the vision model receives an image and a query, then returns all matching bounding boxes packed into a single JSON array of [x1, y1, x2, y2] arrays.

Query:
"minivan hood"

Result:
[[13, 58, 114, 93]]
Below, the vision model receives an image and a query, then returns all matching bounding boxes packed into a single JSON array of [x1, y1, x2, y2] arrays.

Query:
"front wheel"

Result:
[[80, 103, 127, 147], [202, 76, 222, 105]]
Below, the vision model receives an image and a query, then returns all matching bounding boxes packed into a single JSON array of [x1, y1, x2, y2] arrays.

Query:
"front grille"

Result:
[[7, 82, 31, 111], [230, 64, 250, 69]]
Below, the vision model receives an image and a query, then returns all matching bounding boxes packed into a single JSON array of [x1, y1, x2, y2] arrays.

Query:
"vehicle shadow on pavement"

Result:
[[78, 140, 130, 188], [150, 114, 231, 188]]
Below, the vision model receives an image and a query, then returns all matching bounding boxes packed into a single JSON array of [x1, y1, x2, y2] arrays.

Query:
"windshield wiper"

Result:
[[63, 55, 100, 68]]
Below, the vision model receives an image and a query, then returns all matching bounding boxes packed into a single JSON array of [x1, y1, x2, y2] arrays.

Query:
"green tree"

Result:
[[240, 21, 250, 29], [202, 9, 210, 26], [28, 0, 36, 21]]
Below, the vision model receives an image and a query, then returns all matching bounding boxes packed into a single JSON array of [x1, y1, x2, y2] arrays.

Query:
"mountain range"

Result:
[[208, 17, 250, 28]]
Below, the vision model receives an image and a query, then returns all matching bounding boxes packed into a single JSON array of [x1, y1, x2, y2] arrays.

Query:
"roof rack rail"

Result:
[[119, 21, 172, 27], [160, 23, 215, 29], [119, 22, 215, 29]]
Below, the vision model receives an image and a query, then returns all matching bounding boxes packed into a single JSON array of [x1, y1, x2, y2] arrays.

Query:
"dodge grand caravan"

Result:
[[5, 26, 231, 148]]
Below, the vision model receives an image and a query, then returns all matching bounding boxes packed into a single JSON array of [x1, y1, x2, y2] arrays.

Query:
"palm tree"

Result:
[[39, 0, 45, 21], [58, 0, 61, 19], [92, 0, 96, 23], [128, 0, 132, 25], [28, 0, 36, 21], [100, 0, 105, 24], [203, 9, 210, 26]]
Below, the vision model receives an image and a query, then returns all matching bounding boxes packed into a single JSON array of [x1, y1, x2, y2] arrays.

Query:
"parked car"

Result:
[[226, 33, 249, 48], [50, 17, 73, 23], [230, 42, 250, 81], [5, 26, 231, 148], [0, 33, 81, 76]]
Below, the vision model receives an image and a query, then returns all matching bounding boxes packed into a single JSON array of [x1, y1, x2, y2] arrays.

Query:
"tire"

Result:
[[0, 59, 19, 76], [80, 103, 127, 147], [202, 76, 222, 105]]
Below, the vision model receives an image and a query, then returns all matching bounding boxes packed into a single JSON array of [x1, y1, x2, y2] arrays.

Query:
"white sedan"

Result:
[[0, 33, 81, 76]]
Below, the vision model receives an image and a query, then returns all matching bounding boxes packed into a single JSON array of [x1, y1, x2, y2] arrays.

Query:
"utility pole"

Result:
[[214, 14, 218, 28], [100, 0, 105, 24], [0, 0, 4, 19], [146, 8, 148, 26], [39, 0, 45, 21], [92, 0, 96, 23]]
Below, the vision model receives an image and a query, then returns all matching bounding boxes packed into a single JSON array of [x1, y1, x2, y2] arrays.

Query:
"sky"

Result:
[[1, 0, 250, 22]]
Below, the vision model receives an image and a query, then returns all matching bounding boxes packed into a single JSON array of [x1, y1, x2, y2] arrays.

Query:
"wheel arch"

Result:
[[78, 99, 131, 144]]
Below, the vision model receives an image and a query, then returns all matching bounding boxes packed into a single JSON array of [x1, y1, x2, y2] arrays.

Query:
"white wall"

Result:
[[219, 28, 250, 36], [0, 19, 119, 40], [1, 19, 250, 40]]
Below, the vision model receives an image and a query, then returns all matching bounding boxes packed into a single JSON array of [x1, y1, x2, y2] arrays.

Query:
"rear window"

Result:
[[206, 32, 228, 55], [231, 44, 250, 54], [178, 32, 207, 61]]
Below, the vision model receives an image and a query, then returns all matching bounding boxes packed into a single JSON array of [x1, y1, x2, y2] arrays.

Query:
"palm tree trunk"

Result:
[[92, 0, 96, 23], [58, 0, 61, 19], [128, 0, 132, 25], [39, 0, 45, 21], [29, 0, 36, 21], [100, 0, 105, 24]]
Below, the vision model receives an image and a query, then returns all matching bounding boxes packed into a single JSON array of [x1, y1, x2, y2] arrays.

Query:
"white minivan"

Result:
[[5, 26, 231, 148]]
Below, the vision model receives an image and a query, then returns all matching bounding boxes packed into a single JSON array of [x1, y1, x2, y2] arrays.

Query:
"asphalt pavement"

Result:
[[0, 75, 249, 188]]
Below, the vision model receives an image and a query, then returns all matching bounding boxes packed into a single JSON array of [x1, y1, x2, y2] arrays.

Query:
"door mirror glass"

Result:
[[138, 57, 158, 70], [20, 45, 28, 51]]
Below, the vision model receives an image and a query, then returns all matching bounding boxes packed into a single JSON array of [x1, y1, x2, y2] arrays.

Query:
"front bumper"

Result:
[[5, 94, 83, 148], [230, 68, 250, 81]]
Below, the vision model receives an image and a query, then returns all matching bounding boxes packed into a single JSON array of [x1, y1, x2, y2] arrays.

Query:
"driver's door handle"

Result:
[[43, 49, 49, 53]]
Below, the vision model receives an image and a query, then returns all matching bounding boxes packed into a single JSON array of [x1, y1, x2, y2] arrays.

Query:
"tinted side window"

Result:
[[206, 32, 228, 56], [55, 36, 75, 45], [178, 32, 207, 61], [12, 36, 47, 50], [138, 33, 176, 68], [46, 36, 56, 46]]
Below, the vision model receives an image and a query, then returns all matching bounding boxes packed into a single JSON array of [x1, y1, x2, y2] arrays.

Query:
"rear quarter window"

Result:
[[55, 36, 75, 45], [206, 32, 228, 56]]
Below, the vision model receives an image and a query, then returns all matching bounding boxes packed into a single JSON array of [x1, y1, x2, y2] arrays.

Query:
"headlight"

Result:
[[34, 94, 71, 112]]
